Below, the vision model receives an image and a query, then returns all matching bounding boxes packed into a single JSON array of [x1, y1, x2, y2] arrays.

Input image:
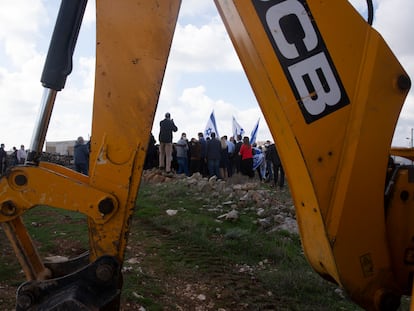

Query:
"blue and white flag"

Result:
[[250, 118, 260, 145], [232, 116, 245, 139], [252, 147, 264, 170], [204, 110, 219, 138]]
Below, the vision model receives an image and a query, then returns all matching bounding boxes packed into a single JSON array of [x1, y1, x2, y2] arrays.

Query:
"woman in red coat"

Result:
[[238, 136, 254, 178]]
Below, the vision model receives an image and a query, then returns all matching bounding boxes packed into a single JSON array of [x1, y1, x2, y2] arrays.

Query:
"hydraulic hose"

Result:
[[366, 0, 374, 25]]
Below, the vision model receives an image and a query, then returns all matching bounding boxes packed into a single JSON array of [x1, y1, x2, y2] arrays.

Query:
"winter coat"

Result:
[[159, 118, 178, 143]]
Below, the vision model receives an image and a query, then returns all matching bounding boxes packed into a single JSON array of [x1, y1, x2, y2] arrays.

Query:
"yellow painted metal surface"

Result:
[[386, 168, 414, 293], [0, 1, 413, 309], [215, 0, 410, 309], [85, 0, 182, 261], [391, 147, 414, 161], [0, 0, 182, 281], [1, 218, 47, 281], [0, 163, 115, 279]]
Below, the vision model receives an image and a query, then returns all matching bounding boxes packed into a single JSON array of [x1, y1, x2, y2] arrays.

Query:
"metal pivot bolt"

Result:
[[16, 291, 35, 309], [14, 174, 28, 187], [96, 264, 114, 283], [397, 74, 411, 91], [98, 198, 115, 215], [1, 201, 17, 216]]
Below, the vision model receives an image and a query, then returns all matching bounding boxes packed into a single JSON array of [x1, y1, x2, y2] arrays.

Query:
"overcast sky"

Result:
[[0, 0, 413, 151]]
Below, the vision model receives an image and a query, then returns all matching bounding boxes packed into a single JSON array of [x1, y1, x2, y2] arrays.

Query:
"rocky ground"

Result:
[[141, 170, 298, 235], [1, 170, 366, 311]]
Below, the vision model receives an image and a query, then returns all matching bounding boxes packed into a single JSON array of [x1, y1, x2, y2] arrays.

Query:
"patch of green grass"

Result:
[[133, 181, 364, 310], [121, 271, 165, 310], [2, 180, 399, 310], [22, 206, 89, 255], [0, 258, 20, 281]]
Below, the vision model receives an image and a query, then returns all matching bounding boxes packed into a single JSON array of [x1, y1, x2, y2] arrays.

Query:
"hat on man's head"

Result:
[[165, 112, 171, 119]]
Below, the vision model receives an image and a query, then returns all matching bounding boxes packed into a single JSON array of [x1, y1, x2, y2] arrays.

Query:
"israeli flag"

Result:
[[252, 147, 264, 170], [250, 118, 260, 145], [204, 110, 219, 138], [232, 116, 245, 139]]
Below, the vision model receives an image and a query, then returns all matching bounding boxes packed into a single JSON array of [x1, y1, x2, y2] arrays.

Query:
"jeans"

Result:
[[266, 160, 273, 180], [177, 157, 189, 176], [75, 163, 89, 175], [274, 164, 285, 187], [208, 159, 220, 179]]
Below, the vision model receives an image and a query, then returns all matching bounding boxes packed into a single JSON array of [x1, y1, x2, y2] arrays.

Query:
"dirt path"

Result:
[[1, 219, 282, 311], [121, 218, 284, 311]]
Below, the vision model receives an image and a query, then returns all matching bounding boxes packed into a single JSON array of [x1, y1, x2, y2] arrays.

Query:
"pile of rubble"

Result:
[[141, 169, 298, 235]]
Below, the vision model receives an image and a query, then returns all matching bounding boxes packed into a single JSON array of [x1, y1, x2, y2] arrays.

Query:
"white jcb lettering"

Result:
[[288, 53, 341, 115], [266, 0, 317, 59], [256, 0, 348, 121]]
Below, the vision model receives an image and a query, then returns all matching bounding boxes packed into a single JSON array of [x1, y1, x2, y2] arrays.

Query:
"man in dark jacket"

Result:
[[144, 133, 157, 170], [206, 132, 221, 178], [0, 143, 7, 174], [198, 132, 207, 177], [74, 136, 89, 175], [158, 112, 178, 174], [267, 142, 285, 188], [234, 135, 243, 174]]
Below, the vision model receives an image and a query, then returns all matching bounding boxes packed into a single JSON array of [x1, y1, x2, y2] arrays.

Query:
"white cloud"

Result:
[[374, 0, 414, 57], [168, 17, 241, 73], [153, 85, 266, 144], [0, 1, 47, 66], [373, 0, 414, 146], [179, 0, 213, 18], [0, 55, 45, 148], [83, 1, 96, 26], [45, 56, 94, 143], [346, 0, 414, 147], [0, 1, 46, 38], [153, 7, 268, 143]]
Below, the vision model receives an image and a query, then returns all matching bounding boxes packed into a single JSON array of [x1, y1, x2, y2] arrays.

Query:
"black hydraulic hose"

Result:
[[366, 0, 374, 25], [27, 0, 88, 163], [41, 0, 88, 91]]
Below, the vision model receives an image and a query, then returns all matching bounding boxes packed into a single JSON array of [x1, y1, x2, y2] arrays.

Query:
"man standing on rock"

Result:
[[159, 112, 178, 174]]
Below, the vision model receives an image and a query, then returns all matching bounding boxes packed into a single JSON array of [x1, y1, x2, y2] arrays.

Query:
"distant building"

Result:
[[46, 140, 76, 156]]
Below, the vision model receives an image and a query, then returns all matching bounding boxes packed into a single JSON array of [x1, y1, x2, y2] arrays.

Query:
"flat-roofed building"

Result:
[[46, 140, 76, 156]]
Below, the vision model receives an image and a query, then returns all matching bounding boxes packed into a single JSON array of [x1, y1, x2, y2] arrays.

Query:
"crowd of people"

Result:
[[0, 138, 90, 177], [145, 112, 286, 188], [0, 144, 27, 174], [0, 113, 285, 189]]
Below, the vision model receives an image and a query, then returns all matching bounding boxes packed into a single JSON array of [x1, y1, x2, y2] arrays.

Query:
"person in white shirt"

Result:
[[17, 145, 26, 164]]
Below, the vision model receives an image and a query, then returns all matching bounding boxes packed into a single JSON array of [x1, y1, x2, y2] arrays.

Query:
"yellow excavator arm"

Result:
[[0, 0, 412, 310], [215, 1, 412, 310]]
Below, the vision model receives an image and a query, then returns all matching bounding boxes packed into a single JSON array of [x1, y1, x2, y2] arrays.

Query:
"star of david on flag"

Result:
[[204, 110, 219, 139]]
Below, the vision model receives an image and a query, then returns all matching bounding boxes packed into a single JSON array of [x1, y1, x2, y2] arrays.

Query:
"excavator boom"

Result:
[[1, 1, 181, 309], [215, 1, 411, 309]]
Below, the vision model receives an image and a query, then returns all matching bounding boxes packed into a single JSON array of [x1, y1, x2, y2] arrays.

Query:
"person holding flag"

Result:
[[159, 112, 178, 175]]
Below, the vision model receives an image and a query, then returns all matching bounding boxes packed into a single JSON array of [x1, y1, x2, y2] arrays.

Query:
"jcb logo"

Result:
[[253, 0, 349, 123]]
